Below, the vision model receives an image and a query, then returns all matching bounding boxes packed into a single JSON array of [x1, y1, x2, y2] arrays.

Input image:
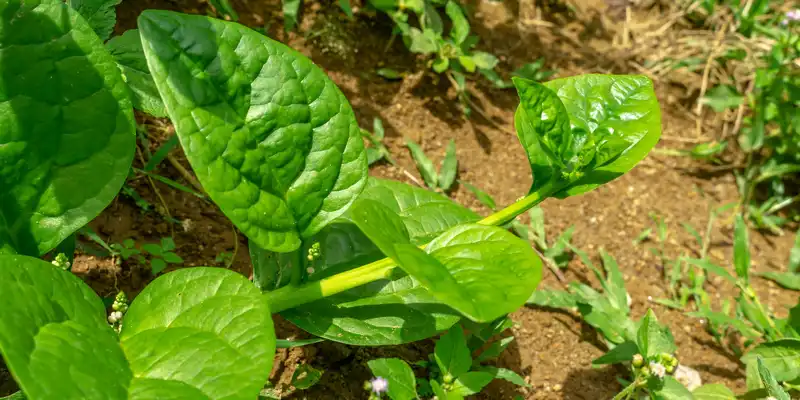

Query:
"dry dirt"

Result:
[[2, 1, 798, 399]]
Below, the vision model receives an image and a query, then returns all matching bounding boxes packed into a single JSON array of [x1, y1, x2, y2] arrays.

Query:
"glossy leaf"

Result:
[[741, 339, 800, 384], [435, 326, 472, 378], [637, 309, 676, 358], [0, 255, 130, 399], [139, 11, 367, 253], [692, 384, 736, 400], [367, 358, 418, 400], [105, 29, 167, 117], [281, 180, 477, 345], [0, 0, 135, 256], [66, 0, 121, 41], [733, 214, 750, 282], [385, 224, 542, 323], [515, 75, 661, 198], [356, 178, 479, 244], [121, 268, 276, 399], [349, 199, 411, 260]]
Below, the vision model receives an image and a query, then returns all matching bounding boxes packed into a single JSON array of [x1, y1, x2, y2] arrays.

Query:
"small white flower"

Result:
[[306, 267, 315, 274], [370, 377, 389, 394], [649, 362, 666, 378], [108, 311, 123, 324]]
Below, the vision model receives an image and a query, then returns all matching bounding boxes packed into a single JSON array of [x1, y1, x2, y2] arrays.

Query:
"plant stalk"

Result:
[[265, 179, 562, 313]]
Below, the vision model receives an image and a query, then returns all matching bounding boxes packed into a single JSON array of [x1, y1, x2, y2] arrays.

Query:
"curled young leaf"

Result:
[[138, 11, 368, 253], [513, 75, 661, 198]]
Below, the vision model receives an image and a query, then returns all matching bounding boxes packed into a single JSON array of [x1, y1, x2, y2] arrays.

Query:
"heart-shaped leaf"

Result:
[[513, 75, 661, 198], [0, 1, 135, 256], [0, 256, 276, 399], [138, 11, 367, 253]]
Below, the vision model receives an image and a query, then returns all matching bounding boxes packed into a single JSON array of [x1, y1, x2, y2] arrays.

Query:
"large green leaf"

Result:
[[0, 257, 276, 399], [105, 29, 167, 117], [650, 376, 694, 400], [66, 0, 121, 41], [138, 11, 368, 253], [0, 1, 135, 256], [741, 339, 800, 384], [121, 268, 276, 399], [353, 200, 542, 322], [692, 384, 736, 400], [0, 255, 130, 399], [280, 179, 478, 345], [637, 309, 676, 358], [514, 75, 661, 198]]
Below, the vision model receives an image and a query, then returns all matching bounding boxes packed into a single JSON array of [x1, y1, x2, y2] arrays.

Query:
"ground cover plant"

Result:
[[0, 1, 664, 398]]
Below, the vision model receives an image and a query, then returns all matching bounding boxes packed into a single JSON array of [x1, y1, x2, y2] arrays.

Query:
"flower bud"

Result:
[[632, 354, 644, 367], [443, 373, 454, 384]]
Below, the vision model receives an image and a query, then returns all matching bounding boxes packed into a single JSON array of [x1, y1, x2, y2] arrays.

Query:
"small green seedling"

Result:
[[141, 238, 184, 275], [366, 321, 529, 400], [405, 138, 458, 193], [363, 118, 396, 166], [758, 231, 800, 291]]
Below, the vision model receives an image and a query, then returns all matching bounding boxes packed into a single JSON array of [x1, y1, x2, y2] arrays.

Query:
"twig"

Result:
[[532, 248, 568, 286], [166, 154, 205, 194]]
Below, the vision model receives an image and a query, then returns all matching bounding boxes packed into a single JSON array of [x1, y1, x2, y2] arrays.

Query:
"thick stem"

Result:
[[265, 180, 562, 313]]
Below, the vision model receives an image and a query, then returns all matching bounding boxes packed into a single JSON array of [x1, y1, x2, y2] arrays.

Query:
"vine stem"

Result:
[[265, 179, 561, 313]]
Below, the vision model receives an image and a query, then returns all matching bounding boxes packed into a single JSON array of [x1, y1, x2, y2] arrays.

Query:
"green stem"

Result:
[[265, 179, 562, 313], [612, 381, 638, 400]]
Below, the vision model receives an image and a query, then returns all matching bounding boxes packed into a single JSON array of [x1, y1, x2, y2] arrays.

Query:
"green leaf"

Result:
[[249, 243, 298, 291], [349, 199, 412, 260], [275, 337, 324, 348], [0, 1, 135, 256], [459, 181, 496, 210], [282, 0, 301, 31], [688, 309, 761, 339], [338, 0, 353, 17], [406, 138, 439, 189], [458, 56, 476, 73], [121, 268, 276, 399], [692, 384, 735, 400], [439, 139, 458, 191], [281, 180, 477, 345], [512, 77, 568, 191], [150, 258, 166, 274], [472, 52, 498, 70], [759, 272, 800, 290], [526, 289, 577, 309], [0, 392, 25, 400], [450, 371, 494, 396], [757, 357, 791, 400], [408, 28, 439, 54], [433, 57, 450, 74], [105, 29, 167, 117], [741, 339, 800, 384], [474, 336, 514, 363], [367, 358, 418, 400], [637, 309, 676, 358], [513, 59, 556, 82], [0, 255, 131, 398], [385, 224, 542, 322], [138, 11, 368, 253], [651, 376, 694, 400], [66, 0, 121, 41], [291, 364, 322, 390], [435, 325, 472, 377], [445, 1, 469, 44], [733, 214, 750, 282], [684, 258, 737, 285], [600, 250, 628, 312], [161, 252, 183, 264], [700, 85, 744, 112], [354, 178, 480, 244], [430, 380, 462, 400], [535, 75, 661, 198], [477, 366, 531, 388], [209, 0, 239, 20], [144, 134, 179, 171], [377, 68, 403, 80], [592, 341, 639, 365], [423, 2, 443, 34]]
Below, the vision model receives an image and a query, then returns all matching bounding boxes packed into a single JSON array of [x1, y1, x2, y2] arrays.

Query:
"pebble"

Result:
[[552, 384, 563, 392]]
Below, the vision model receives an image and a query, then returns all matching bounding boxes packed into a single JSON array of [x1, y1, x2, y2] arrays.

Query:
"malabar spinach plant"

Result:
[[0, 4, 662, 399]]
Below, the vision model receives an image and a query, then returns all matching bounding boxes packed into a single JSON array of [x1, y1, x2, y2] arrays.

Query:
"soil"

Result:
[[2, 1, 798, 399]]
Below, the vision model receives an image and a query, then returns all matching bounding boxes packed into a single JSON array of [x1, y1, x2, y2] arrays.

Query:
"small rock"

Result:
[[552, 384, 562, 391], [674, 365, 702, 391]]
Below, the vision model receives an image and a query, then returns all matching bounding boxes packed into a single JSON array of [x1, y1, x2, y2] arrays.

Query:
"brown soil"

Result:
[[2, 1, 798, 399]]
